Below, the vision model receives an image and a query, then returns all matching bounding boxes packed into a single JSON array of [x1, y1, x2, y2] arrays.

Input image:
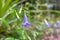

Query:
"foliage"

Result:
[[0, 0, 60, 40]]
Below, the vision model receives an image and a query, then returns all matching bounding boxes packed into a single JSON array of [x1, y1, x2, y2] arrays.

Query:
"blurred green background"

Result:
[[0, 0, 60, 40]]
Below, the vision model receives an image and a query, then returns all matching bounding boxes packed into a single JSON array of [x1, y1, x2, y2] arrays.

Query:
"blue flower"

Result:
[[47, 4, 53, 9], [22, 13, 31, 27], [44, 20, 50, 27], [57, 20, 60, 25], [53, 24, 58, 28]]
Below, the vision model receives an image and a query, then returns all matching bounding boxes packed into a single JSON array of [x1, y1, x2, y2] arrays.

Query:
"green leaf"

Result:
[[1, 0, 18, 17], [0, 0, 2, 17], [2, 19, 10, 27], [5, 37, 14, 40], [1, 0, 11, 17]]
